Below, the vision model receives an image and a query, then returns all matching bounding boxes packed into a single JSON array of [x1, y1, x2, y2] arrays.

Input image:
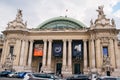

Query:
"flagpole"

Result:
[[65, 9, 68, 17]]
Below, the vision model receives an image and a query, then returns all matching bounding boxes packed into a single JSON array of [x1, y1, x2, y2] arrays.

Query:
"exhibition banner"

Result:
[[72, 42, 82, 58], [53, 43, 63, 57], [34, 44, 43, 56]]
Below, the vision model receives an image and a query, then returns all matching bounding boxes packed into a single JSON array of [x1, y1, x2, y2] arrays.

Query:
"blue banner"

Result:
[[53, 43, 63, 57], [103, 47, 108, 56], [72, 42, 82, 58]]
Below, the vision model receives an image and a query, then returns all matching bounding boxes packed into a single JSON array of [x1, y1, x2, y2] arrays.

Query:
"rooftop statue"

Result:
[[16, 9, 23, 22], [90, 19, 93, 25], [111, 18, 115, 26], [96, 5, 104, 16]]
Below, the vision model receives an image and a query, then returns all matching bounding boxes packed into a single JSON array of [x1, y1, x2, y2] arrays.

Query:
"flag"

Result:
[[34, 44, 43, 56], [53, 43, 62, 57]]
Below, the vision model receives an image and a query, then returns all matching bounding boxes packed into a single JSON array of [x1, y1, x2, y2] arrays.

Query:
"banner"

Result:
[[34, 44, 43, 56], [103, 47, 108, 56], [53, 43, 62, 57], [72, 42, 82, 58]]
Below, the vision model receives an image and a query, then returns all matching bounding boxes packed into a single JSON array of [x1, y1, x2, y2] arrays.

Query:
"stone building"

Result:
[[0, 6, 120, 76]]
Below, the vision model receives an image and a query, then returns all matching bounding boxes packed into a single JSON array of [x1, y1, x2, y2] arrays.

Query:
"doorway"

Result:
[[74, 63, 80, 74], [106, 71, 110, 76], [56, 63, 62, 74], [38, 63, 42, 72]]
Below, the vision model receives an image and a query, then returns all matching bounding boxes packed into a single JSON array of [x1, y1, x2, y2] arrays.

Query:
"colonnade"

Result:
[[0, 37, 119, 74]]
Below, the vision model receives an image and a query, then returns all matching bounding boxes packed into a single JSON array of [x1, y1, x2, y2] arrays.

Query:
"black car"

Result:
[[66, 74, 90, 80], [0, 70, 12, 77]]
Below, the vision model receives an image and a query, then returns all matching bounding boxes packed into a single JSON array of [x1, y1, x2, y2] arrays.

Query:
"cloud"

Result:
[[0, 0, 120, 33]]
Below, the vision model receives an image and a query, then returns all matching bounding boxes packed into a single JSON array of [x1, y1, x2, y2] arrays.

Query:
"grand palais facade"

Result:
[[0, 6, 120, 76]]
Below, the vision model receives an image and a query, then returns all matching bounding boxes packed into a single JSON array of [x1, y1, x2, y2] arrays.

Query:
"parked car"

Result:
[[0, 70, 12, 77], [8, 72, 18, 78], [66, 74, 90, 80], [16, 72, 28, 78], [23, 73, 62, 80], [97, 76, 118, 80]]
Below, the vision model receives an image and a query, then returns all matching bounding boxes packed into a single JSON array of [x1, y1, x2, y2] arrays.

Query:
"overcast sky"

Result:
[[0, 0, 120, 32]]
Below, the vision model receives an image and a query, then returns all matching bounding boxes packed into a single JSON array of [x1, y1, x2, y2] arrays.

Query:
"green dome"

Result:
[[37, 16, 87, 29]]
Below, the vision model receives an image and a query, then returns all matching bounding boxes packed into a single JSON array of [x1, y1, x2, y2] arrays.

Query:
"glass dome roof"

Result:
[[37, 16, 87, 30]]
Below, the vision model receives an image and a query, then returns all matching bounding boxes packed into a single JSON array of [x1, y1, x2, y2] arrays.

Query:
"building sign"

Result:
[[34, 44, 43, 56], [53, 43, 63, 57]]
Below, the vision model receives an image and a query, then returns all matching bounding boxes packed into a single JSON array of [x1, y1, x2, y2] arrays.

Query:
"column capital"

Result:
[[68, 39, 72, 42], [29, 40, 34, 42], [83, 39, 88, 42], [43, 39, 47, 42], [48, 39, 52, 42], [62, 39, 67, 42]]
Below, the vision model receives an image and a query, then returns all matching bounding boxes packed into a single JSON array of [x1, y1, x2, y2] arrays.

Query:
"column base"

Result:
[[13, 66, 24, 72], [0, 65, 4, 71], [111, 68, 120, 77], [83, 68, 89, 74], [41, 66, 48, 73], [91, 68, 97, 72], [43, 66, 54, 73], [62, 66, 72, 77], [24, 66, 32, 72], [13, 66, 32, 72]]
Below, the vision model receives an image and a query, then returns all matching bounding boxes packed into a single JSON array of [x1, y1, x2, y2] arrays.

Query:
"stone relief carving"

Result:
[[103, 55, 111, 66]]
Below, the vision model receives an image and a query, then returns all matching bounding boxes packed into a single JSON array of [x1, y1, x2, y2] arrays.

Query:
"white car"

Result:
[[8, 72, 17, 78], [23, 73, 30, 80], [23, 73, 62, 80]]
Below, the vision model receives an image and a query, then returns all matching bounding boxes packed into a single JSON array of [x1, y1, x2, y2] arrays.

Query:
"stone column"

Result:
[[91, 39, 95, 69], [13, 39, 21, 66], [28, 40, 34, 67], [68, 39, 72, 74], [47, 39, 53, 72], [114, 38, 119, 68], [1, 39, 7, 64], [23, 40, 29, 66], [95, 38, 101, 68], [83, 39, 87, 69], [83, 39, 88, 74], [109, 38, 116, 68], [62, 39, 67, 74], [20, 40, 25, 66], [42, 39, 47, 70], [88, 40, 92, 67]]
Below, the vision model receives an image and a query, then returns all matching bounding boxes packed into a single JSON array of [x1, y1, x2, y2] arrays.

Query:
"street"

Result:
[[0, 77, 22, 80]]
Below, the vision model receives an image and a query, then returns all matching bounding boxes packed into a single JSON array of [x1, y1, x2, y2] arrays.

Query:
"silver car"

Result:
[[23, 73, 62, 80]]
